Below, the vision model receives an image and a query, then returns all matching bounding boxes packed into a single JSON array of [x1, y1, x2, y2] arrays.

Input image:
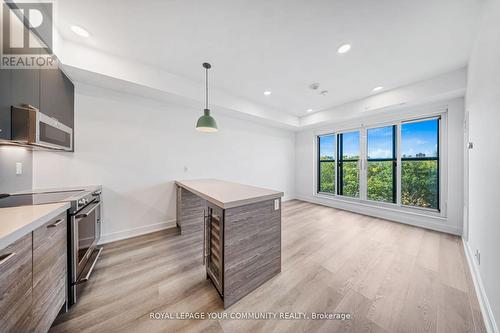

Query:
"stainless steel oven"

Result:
[[69, 190, 102, 305], [11, 105, 73, 151]]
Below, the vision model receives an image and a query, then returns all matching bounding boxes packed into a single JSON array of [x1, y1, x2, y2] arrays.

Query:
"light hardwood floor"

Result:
[[50, 200, 486, 333]]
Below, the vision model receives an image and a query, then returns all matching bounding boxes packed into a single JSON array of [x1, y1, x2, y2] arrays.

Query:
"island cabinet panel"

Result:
[[223, 198, 282, 308], [0, 233, 33, 333], [32, 212, 67, 333], [177, 187, 205, 235]]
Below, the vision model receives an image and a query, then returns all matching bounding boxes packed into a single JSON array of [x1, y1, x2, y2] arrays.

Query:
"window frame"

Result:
[[317, 133, 336, 195], [337, 130, 361, 198], [400, 116, 441, 211], [366, 124, 397, 204], [313, 111, 446, 218]]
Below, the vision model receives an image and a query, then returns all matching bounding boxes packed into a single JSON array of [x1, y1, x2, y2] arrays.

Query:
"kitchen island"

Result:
[[175, 179, 283, 308]]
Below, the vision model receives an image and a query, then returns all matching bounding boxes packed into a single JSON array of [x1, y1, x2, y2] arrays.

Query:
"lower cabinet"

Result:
[[32, 212, 67, 333], [0, 234, 33, 333], [0, 212, 67, 333]]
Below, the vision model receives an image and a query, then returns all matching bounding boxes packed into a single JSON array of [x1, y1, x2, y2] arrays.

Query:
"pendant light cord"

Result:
[[205, 67, 209, 109]]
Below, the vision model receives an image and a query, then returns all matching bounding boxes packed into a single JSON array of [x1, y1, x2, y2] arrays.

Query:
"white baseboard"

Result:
[[99, 219, 177, 245], [282, 196, 296, 202], [294, 195, 461, 235], [462, 238, 499, 333]]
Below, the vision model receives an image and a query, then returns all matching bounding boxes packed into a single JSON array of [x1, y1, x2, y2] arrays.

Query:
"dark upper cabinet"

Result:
[[0, 70, 12, 140], [40, 68, 75, 129], [12, 68, 41, 110], [0, 68, 40, 140]]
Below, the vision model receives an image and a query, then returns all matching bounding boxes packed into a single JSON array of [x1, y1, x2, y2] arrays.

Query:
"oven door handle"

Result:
[[75, 201, 101, 219], [76, 247, 102, 284]]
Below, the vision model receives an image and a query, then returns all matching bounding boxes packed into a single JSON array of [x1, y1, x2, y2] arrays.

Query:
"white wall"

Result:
[[0, 146, 33, 193], [33, 84, 295, 243], [295, 97, 464, 235], [464, 0, 500, 331]]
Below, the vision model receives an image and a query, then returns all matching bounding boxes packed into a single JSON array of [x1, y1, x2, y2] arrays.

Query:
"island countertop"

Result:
[[0, 202, 70, 251], [175, 179, 284, 209]]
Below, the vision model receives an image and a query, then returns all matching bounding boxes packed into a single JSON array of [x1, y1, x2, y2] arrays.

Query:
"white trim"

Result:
[[462, 238, 499, 333], [98, 219, 177, 245], [296, 195, 461, 235]]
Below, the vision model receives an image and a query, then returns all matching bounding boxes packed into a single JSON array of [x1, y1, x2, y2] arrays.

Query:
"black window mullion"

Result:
[[437, 118, 440, 211], [317, 137, 320, 193], [337, 133, 343, 195], [392, 125, 397, 203]]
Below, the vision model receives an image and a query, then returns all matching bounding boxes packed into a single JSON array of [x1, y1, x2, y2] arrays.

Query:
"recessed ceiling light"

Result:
[[372, 86, 384, 92], [263, 91, 272, 96], [306, 109, 313, 113], [337, 44, 351, 54], [71, 25, 90, 38]]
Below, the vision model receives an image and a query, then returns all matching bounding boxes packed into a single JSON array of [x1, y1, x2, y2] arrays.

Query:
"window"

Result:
[[367, 125, 396, 203], [318, 134, 335, 194], [316, 115, 442, 212], [337, 131, 360, 198], [401, 118, 440, 210]]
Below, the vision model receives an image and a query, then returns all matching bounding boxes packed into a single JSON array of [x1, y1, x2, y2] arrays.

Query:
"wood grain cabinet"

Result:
[[32, 212, 67, 333], [0, 212, 67, 333], [0, 234, 33, 333]]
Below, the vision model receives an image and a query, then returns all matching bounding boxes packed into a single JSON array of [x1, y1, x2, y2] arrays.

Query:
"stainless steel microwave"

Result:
[[11, 106, 73, 151]]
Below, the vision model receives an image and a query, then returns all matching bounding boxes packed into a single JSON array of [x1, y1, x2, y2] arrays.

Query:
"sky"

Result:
[[319, 118, 438, 159], [401, 119, 438, 158], [368, 126, 393, 159]]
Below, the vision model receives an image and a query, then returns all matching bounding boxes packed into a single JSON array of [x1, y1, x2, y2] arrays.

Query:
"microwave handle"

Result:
[[75, 201, 101, 219]]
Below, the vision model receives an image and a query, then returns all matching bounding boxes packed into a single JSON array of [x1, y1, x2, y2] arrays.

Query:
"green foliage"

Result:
[[367, 161, 394, 202], [319, 159, 438, 209], [319, 161, 335, 193], [342, 162, 359, 197], [402, 160, 438, 209]]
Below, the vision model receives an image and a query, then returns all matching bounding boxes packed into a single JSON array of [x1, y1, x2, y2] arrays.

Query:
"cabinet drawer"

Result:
[[0, 234, 33, 333], [32, 212, 67, 333]]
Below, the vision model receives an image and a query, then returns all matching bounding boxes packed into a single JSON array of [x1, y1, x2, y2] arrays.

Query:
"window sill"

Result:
[[314, 192, 445, 220]]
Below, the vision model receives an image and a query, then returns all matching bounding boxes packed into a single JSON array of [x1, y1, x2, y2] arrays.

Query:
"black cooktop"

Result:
[[0, 190, 84, 208]]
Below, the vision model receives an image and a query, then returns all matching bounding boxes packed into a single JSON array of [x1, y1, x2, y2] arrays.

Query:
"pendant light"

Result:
[[196, 62, 218, 132]]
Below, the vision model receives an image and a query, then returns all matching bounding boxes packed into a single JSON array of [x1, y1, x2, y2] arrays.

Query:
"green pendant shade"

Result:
[[196, 109, 218, 132], [196, 62, 218, 132]]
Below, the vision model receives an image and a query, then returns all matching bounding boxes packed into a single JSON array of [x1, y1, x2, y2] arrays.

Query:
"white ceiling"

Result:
[[54, 0, 481, 116]]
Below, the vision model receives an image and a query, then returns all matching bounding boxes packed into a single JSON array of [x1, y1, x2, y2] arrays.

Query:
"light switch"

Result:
[[16, 162, 23, 175], [274, 199, 280, 210]]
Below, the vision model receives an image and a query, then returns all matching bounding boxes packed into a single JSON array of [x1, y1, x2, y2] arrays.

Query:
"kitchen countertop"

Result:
[[175, 179, 284, 209], [12, 184, 102, 195], [0, 202, 70, 251]]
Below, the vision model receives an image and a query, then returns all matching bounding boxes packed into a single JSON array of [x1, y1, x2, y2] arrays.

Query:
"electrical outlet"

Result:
[[16, 162, 23, 175], [475, 249, 481, 265]]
